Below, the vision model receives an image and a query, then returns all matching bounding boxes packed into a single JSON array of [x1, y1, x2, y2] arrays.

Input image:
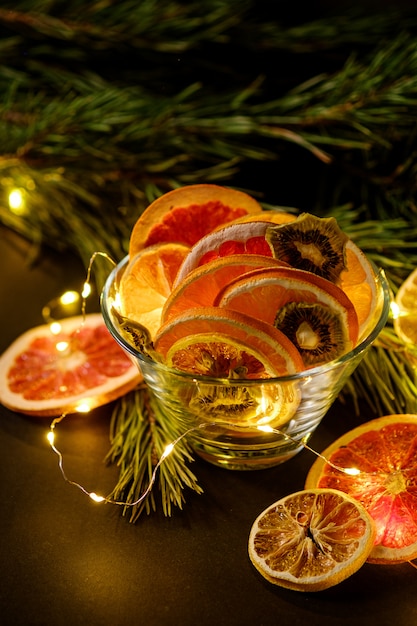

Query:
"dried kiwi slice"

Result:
[[266, 213, 348, 283], [274, 302, 349, 366]]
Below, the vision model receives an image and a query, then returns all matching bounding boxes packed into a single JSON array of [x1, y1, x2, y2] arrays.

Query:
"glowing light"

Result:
[[8, 188, 26, 215], [50, 322, 62, 335], [89, 492, 105, 503], [257, 425, 273, 433], [162, 443, 175, 459], [76, 402, 92, 413], [343, 466, 361, 476], [390, 300, 400, 319], [81, 282, 92, 299], [47, 431, 55, 446], [55, 340, 69, 352], [60, 291, 80, 306]]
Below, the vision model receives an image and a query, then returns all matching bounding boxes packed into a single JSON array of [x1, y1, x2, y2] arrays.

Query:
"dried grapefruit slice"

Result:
[[154, 307, 304, 377], [394, 267, 417, 346], [161, 254, 287, 324], [248, 488, 376, 591], [0, 314, 141, 416], [173, 220, 273, 286], [216, 266, 359, 367], [119, 242, 189, 337], [305, 414, 417, 564], [129, 184, 262, 257]]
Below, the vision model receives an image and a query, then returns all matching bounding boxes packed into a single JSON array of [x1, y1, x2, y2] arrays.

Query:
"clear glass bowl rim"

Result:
[[100, 255, 391, 387]]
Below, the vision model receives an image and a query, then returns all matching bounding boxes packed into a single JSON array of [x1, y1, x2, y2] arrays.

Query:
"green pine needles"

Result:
[[2, 2, 417, 518]]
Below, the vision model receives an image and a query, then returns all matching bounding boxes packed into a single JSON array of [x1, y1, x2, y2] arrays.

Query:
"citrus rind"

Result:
[[248, 488, 376, 592], [305, 414, 417, 564], [0, 314, 141, 417]]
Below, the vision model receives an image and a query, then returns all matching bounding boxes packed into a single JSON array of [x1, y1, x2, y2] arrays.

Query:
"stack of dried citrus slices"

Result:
[[118, 183, 380, 379]]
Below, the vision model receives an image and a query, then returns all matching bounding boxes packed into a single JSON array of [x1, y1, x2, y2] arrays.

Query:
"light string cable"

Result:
[[47, 415, 367, 507]]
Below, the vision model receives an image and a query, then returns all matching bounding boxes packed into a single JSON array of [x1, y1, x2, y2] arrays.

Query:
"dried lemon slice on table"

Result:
[[248, 488, 376, 592]]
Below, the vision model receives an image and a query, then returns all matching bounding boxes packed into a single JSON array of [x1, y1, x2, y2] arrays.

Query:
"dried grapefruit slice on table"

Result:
[[305, 414, 417, 564], [0, 314, 141, 416], [248, 488, 376, 591], [129, 184, 263, 256], [216, 266, 359, 367], [119, 242, 189, 337]]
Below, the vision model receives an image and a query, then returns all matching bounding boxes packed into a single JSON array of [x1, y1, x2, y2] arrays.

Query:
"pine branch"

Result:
[[105, 385, 203, 521]]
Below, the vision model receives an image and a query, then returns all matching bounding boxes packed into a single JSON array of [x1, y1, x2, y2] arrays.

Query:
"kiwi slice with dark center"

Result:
[[266, 213, 348, 283], [274, 302, 348, 366]]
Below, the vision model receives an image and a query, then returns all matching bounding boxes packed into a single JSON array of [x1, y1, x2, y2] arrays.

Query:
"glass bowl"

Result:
[[101, 256, 391, 470]]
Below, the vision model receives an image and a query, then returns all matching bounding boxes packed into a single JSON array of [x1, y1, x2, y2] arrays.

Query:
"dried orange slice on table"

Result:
[[248, 488, 376, 591], [305, 414, 417, 564], [0, 314, 141, 416]]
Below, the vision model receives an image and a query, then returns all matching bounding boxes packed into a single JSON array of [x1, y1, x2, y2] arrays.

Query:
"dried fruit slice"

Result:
[[119, 242, 189, 337], [129, 184, 262, 257], [266, 213, 348, 283], [0, 314, 141, 416], [393, 267, 417, 345], [248, 488, 376, 592], [174, 220, 273, 286], [154, 307, 304, 377], [216, 267, 359, 367], [340, 240, 379, 340], [161, 254, 287, 324], [305, 414, 417, 563]]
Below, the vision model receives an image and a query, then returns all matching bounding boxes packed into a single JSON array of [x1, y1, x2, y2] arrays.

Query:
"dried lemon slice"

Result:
[[248, 488, 375, 592]]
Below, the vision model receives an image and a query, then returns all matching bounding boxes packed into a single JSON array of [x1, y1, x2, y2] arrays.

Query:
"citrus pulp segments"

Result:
[[305, 414, 417, 563], [129, 183, 263, 256], [0, 314, 141, 417], [161, 254, 288, 325], [394, 267, 417, 345], [248, 488, 376, 592]]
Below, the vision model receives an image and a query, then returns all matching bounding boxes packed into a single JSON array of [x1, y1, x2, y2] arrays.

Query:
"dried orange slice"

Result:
[[393, 267, 417, 345], [0, 314, 141, 417], [216, 266, 359, 367], [161, 254, 287, 324], [154, 307, 304, 377], [339, 240, 379, 340], [119, 242, 189, 337], [248, 488, 376, 591], [305, 414, 417, 564], [129, 184, 262, 257]]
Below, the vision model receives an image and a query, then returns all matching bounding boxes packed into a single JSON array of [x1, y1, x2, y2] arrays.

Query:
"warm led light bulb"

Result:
[[47, 431, 55, 446], [89, 492, 105, 503], [76, 402, 92, 413], [60, 291, 80, 305], [8, 188, 26, 215], [81, 282, 92, 298]]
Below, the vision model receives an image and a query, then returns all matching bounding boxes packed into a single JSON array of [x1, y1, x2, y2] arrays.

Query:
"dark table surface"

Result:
[[1, 226, 416, 626]]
